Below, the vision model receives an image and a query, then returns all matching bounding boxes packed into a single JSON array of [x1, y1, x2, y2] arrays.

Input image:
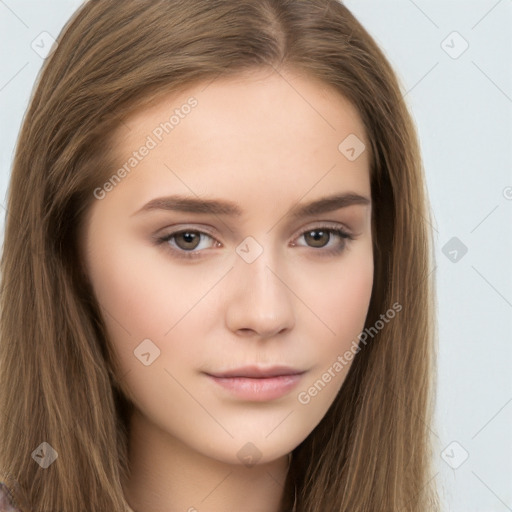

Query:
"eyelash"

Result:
[[154, 225, 355, 260]]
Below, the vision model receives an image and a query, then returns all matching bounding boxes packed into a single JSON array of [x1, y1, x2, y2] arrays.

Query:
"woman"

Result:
[[0, 1, 439, 510]]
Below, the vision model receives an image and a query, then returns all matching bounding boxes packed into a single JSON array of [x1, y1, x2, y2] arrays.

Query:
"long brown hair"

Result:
[[0, 1, 440, 510]]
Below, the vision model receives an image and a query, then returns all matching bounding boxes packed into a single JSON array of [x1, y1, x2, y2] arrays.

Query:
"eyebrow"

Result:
[[131, 192, 371, 218]]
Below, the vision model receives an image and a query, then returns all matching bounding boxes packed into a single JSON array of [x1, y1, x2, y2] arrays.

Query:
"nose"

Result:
[[224, 243, 295, 339]]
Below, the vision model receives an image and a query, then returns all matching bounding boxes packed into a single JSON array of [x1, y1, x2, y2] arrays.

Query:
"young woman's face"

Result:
[[82, 67, 373, 465]]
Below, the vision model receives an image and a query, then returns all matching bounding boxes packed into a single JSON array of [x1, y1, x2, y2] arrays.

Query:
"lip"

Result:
[[204, 365, 306, 401], [207, 365, 305, 378]]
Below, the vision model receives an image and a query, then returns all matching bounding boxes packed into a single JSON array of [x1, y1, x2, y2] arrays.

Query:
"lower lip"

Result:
[[206, 373, 305, 401]]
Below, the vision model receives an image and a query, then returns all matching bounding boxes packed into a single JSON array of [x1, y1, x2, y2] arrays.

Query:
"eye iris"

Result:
[[175, 232, 200, 250], [305, 229, 329, 248]]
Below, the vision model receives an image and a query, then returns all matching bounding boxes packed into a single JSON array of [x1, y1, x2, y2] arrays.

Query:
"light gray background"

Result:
[[1, 1, 511, 511]]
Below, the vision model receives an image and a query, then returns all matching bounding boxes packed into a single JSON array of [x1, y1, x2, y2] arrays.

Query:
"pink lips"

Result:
[[205, 365, 306, 401]]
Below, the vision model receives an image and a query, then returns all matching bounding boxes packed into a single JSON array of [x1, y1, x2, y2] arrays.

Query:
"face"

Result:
[[82, 66, 373, 466]]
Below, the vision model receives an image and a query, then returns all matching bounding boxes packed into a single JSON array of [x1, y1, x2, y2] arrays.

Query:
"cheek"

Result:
[[85, 230, 229, 387], [293, 255, 373, 416], [299, 246, 373, 383], [332, 266, 374, 337], [86, 231, 213, 337], [306, 247, 374, 344], [85, 240, 203, 413], [84, 235, 171, 374]]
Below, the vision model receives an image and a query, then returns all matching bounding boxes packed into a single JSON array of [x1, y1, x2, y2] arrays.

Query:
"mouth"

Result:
[[206, 365, 306, 379], [204, 365, 307, 401]]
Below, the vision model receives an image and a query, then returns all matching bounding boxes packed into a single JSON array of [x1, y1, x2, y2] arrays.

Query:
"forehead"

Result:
[[115, 66, 368, 151], [104, 67, 371, 211]]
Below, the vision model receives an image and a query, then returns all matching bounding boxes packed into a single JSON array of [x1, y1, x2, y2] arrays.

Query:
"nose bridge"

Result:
[[241, 241, 279, 298], [225, 235, 295, 336]]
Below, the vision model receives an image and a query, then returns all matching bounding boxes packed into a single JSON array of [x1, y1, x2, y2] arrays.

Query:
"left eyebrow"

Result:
[[131, 192, 371, 218], [288, 192, 371, 218]]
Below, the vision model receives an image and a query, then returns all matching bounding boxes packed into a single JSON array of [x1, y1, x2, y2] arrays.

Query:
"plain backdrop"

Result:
[[1, 1, 511, 511]]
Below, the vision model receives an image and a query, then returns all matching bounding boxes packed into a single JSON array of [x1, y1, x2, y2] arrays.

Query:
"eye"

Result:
[[293, 226, 354, 256], [154, 225, 354, 260], [156, 230, 218, 259]]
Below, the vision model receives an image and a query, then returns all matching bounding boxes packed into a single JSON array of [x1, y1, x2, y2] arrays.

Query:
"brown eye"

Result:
[[155, 229, 219, 259], [173, 231, 202, 251], [294, 226, 353, 256], [304, 229, 331, 248]]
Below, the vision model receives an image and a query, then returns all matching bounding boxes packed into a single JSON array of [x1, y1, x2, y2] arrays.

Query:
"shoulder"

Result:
[[0, 482, 20, 512]]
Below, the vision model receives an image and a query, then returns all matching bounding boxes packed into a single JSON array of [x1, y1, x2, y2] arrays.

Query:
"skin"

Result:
[[81, 66, 374, 512]]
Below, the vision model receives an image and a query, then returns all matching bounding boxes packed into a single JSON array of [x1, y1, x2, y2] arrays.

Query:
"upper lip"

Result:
[[206, 365, 306, 378]]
